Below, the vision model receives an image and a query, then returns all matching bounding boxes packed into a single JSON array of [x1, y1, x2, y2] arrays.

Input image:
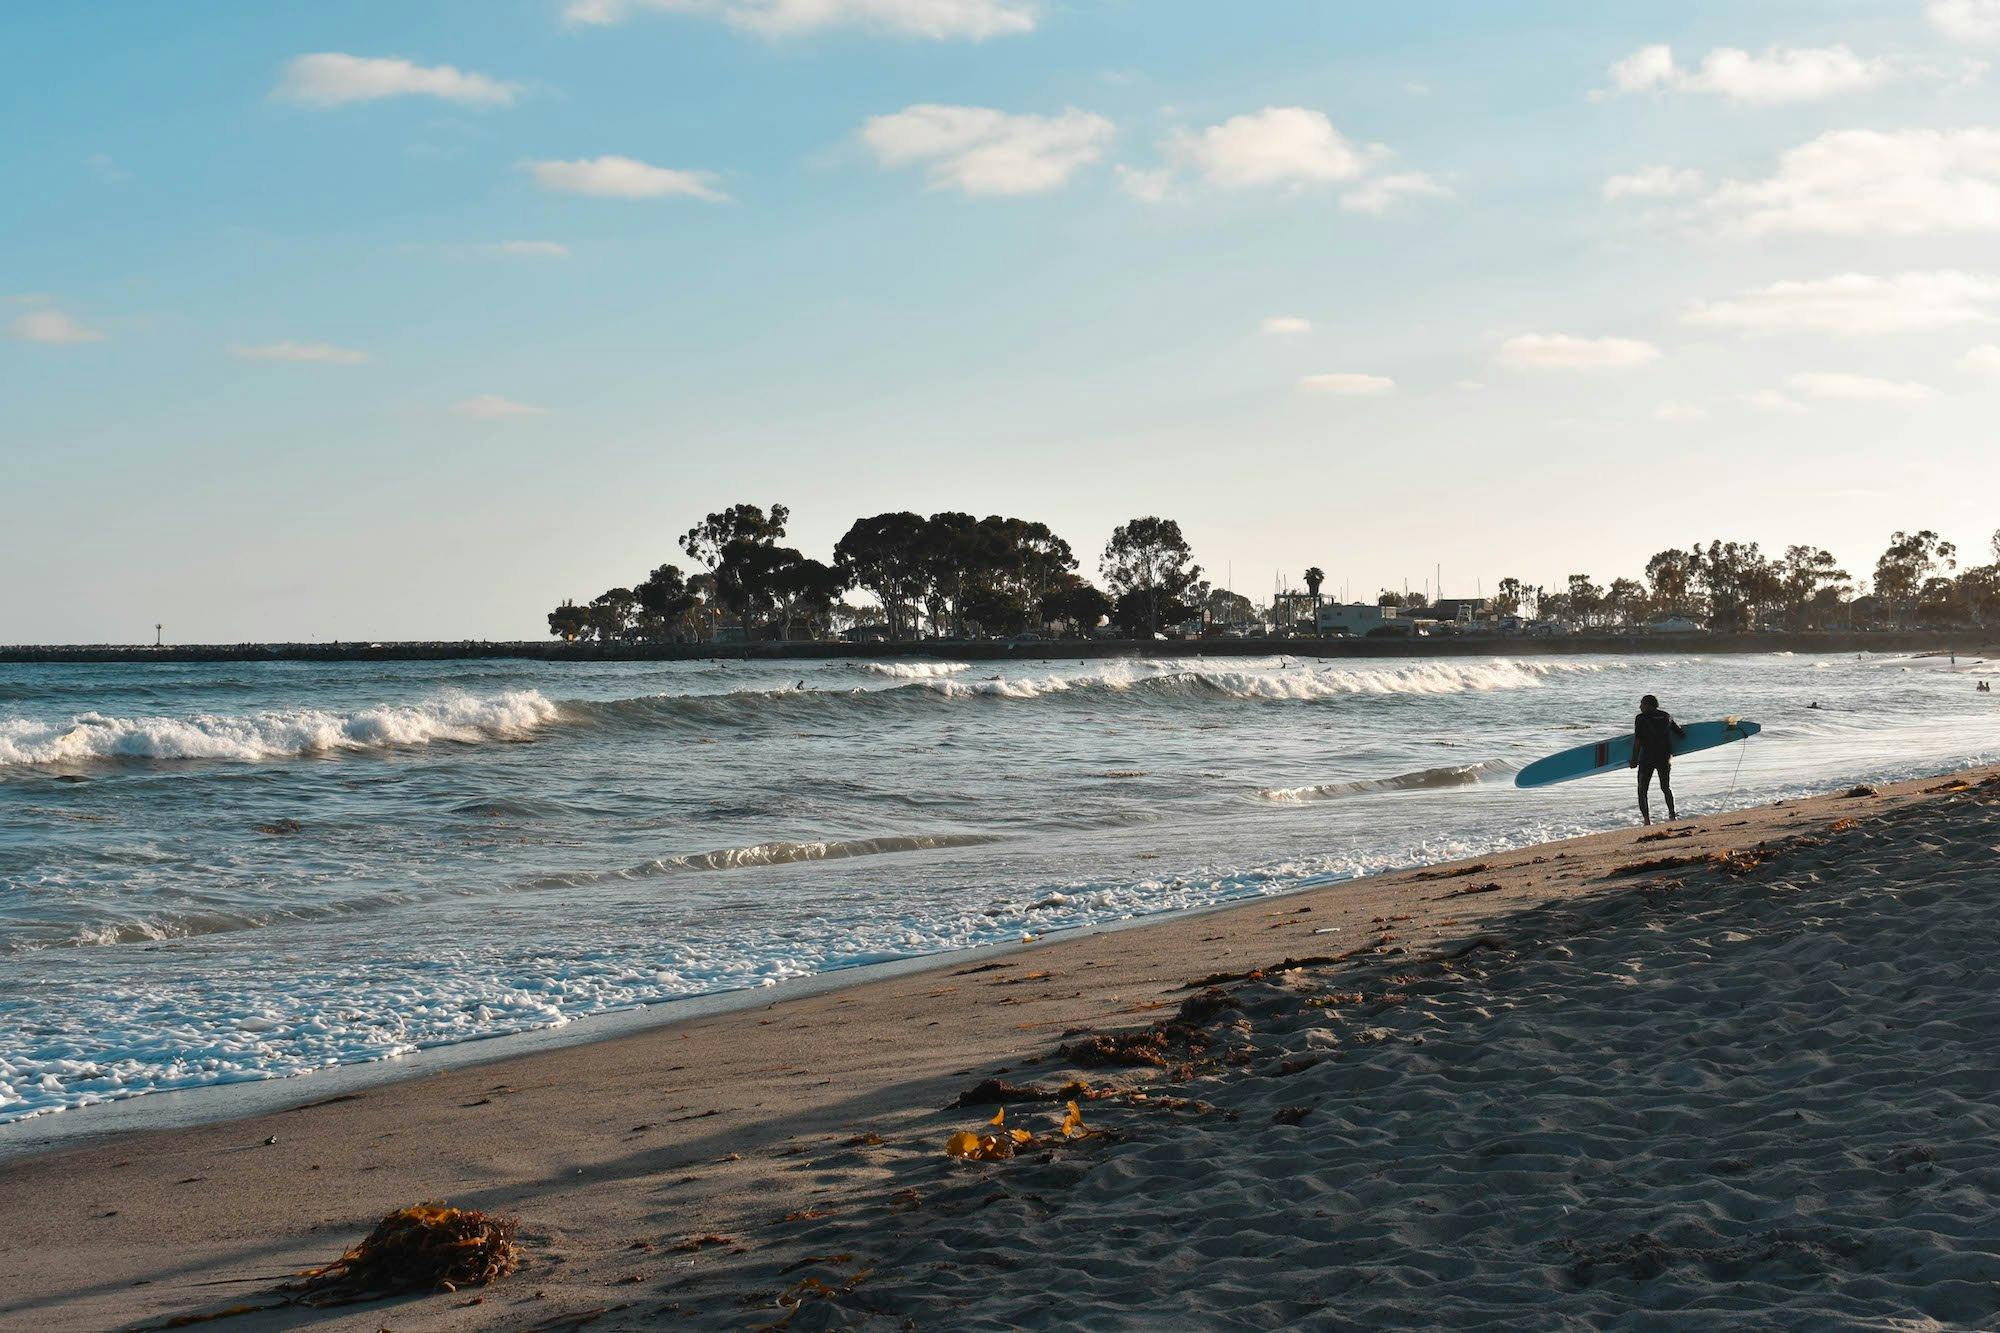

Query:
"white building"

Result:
[[1315, 602, 1399, 636]]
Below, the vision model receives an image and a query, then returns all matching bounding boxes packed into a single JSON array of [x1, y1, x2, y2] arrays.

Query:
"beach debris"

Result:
[[1412, 862, 1490, 881], [1272, 1105, 1313, 1125], [950, 1076, 1098, 1108], [945, 1106, 1034, 1161], [1926, 778, 1972, 794], [1844, 784, 1878, 798], [1636, 827, 1696, 843], [945, 1100, 1104, 1163], [1436, 881, 1503, 901], [1183, 956, 1338, 988], [284, 1202, 520, 1305], [1828, 818, 1857, 833], [1059, 1021, 1211, 1069], [670, 1234, 732, 1252]]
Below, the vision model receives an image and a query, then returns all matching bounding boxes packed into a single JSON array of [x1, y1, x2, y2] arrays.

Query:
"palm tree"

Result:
[[1304, 566, 1325, 608]]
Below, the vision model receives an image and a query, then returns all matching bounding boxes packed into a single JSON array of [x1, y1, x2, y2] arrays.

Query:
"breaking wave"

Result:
[[569, 658, 1616, 729], [0, 691, 559, 768], [538, 832, 1004, 887], [859, 661, 972, 679], [1256, 761, 1511, 803]]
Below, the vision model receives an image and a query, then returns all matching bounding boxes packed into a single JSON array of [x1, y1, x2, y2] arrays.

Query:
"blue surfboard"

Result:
[[1514, 718, 1760, 789]]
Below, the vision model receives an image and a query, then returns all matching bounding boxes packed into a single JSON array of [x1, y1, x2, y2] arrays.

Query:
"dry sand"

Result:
[[3, 766, 1997, 1329]]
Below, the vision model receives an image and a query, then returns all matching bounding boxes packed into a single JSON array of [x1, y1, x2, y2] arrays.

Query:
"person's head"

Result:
[[1640, 694, 1659, 712]]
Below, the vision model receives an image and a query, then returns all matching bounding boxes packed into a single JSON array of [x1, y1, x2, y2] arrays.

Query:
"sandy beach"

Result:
[[1, 764, 1995, 1328]]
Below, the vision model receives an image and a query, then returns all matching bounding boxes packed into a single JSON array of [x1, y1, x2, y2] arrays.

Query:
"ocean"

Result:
[[2, 650, 1993, 1124]]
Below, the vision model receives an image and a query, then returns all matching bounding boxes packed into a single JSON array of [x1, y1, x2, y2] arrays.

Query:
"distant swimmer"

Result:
[[1630, 693, 1687, 826], [1808, 701, 1821, 710]]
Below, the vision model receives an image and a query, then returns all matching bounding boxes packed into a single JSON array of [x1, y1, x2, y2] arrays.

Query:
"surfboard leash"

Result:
[[1723, 730, 1752, 808]]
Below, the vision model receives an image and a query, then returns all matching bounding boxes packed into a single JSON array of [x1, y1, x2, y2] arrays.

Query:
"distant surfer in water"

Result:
[[1630, 694, 1686, 825]]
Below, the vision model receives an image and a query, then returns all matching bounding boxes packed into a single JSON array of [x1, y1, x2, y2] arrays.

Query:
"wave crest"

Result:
[[0, 691, 559, 768], [859, 661, 971, 679], [540, 832, 1003, 886], [1257, 762, 1508, 803]]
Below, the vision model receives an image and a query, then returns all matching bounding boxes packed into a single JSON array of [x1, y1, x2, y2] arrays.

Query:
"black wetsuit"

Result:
[[1633, 708, 1686, 822]]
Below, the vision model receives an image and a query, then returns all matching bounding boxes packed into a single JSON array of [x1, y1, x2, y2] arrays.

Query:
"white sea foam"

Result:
[[0, 691, 559, 767], [860, 661, 972, 679], [924, 658, 1611, 702]]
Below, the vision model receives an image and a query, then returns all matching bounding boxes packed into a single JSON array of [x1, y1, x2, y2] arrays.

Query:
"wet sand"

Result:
[[2, 765, 1996, 1329]]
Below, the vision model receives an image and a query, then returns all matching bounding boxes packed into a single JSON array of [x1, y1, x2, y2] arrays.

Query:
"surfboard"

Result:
[[1514, 718, 1760, 789]]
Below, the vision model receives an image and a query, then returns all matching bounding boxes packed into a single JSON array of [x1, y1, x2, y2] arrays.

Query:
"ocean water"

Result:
[[2, 651, 1994, 1123]]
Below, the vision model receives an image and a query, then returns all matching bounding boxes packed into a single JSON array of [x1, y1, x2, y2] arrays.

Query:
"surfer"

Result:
[[1629, 694, 1686, 825]]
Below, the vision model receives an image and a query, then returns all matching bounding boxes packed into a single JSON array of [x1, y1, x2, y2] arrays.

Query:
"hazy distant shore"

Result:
[[3, 629, 1992, 665]]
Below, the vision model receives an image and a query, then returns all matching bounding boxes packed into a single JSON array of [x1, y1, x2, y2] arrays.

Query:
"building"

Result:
[[1430, 596, 1492, 623], [1315, 602, 1399, 636]]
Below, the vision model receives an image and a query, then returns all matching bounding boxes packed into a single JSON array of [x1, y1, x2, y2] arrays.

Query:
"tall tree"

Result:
[[1605, 578, 1645, 627], [679, 504, 792, 629], [633, 563, 699, 641], [1778, 546, 1849, 630], [1493, 577, 1527, 617], [1565, 574, 1605, 627], [1644, 549, 1698, 621], [1101, 517, 1207, 636], [833, 512, 928, 639], [680, 503, 790, 571], [547, 600, 589, 641], [1043, 575, 1113, 635], [1875, 530, 1956, 627], [768, 551, 846, 640], [1303, 567, 1325, 607], [586, 587, 638, 641]]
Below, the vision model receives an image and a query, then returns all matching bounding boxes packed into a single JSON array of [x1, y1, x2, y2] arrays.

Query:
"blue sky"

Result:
[[6, 0, 2000, 640]]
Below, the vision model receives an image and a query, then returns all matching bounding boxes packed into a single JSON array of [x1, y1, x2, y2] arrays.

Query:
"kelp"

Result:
[[945, 1101, 1102, 1162], [285, 1202, 520, 1305]]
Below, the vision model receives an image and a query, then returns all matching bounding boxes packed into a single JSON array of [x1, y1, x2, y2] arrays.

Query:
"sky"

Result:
[[6, 0, 2000, 642]]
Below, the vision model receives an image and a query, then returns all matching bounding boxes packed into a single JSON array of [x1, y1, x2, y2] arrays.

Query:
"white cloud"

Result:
[[1261, 315, 1312, 335], [230, 341, 369, 364], [860, 105, 1112, 196], [1787, 371, 1939, 402], [528, 156, 727, 201], [1744, 388, 1809, 414], [1931, 0, 2000, 43], [275, 53, 519, 108], [1299, 372, 1395, 395], [1653, 402, 1709, 422], [483, 240, 570, 258], [1340, 171, 1450, 214], [564, 0, 1035, 39], [453, 394, 547, 419], [1114, 164, 1173, 203], [9, 308, 104, 345], [1495, 333, 1662, 371], [1958, 343, 2000, 374], [1687, 271, 2000, 336], [1168, 107, 1375, 189], [1604, 43, 1897, 104], [1709, 128, 2000, 236], [1603, 165, 1704, 200]]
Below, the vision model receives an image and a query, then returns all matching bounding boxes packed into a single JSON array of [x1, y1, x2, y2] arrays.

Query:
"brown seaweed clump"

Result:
[[286, 1203, 521, 1304]]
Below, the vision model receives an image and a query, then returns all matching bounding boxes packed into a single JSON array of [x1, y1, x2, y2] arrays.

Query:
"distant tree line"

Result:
[[550, 509, 1999, 642], [1475, 530, 1998, 632], [547, 506, 1208, 642]]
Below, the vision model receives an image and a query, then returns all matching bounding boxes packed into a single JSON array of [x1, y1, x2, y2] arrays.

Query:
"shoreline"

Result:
[[3, 762, 1994, 1328], [2, 630, 1992, 666]]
